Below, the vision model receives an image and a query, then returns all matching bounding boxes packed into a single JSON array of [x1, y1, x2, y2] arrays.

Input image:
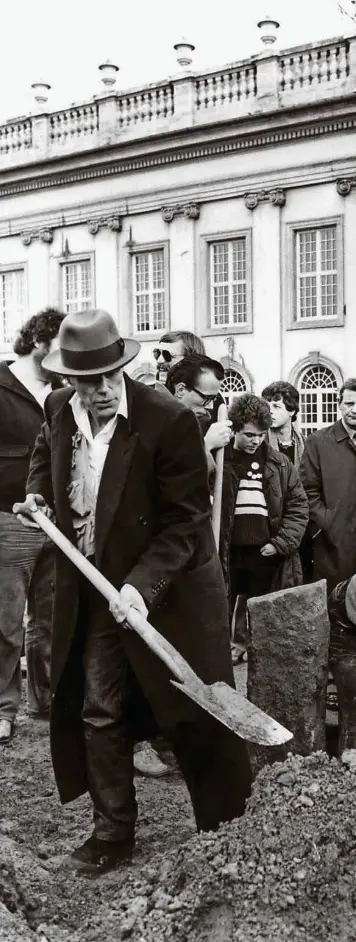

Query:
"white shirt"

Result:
[[9, 361, 51, 407], [67, 381, 128, 557], [69, 380, 128, 499]]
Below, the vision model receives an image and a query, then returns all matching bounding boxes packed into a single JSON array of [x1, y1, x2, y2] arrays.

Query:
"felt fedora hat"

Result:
[[42, 309, 140, 376]]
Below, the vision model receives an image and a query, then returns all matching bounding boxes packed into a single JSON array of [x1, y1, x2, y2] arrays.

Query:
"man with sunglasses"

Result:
[[153, 330, 205, 386]]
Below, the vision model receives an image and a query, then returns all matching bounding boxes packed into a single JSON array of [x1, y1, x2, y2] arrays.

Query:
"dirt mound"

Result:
[[3, 691, 356, 941], [71, 752, 356, 942]]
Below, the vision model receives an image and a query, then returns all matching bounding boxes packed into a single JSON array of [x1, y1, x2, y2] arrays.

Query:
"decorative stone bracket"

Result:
[[336, 178, 356, 197], [244, 188, 286, 210], [87, 215, 122, 234], [21, 227, 53, 246], [161, 203, 200, 222]]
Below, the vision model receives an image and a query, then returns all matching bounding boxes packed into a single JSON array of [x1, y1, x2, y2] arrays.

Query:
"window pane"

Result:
[[0, 270, 25, 344], [320, 274, 337, 317], [296, 226, 338, 321], [299, 276, 317, 318], [211, 239, 247, 327], [320, 227, 336, 270], [213, 243, 229, 283], [213, 285, 229, 326], [133, 249, 166, 333], [299, 365, 338, 436], [298, 230, 317, 274], [220, 369, 247, 406], [63, 260, 92, 313]]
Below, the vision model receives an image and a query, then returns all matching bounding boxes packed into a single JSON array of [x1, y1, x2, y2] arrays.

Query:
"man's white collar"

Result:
[[70, 377, 128, 442]]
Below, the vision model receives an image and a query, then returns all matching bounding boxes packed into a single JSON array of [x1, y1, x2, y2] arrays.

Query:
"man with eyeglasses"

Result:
[[166, 355, 233, 469]]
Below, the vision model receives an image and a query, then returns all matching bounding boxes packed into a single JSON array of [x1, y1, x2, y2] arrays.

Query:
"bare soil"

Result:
[[2, 672, 356, 942], [1, 695, 195, 941]]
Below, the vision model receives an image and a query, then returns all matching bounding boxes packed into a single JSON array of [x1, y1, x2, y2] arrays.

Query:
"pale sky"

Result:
[[0, 0, 354, 121]]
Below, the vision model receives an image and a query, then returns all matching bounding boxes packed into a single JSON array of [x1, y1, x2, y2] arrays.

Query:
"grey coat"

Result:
[[300, 420, 356, 588]]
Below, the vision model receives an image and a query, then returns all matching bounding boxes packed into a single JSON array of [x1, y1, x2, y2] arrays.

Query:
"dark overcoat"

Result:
[[26, 376, 234, 803], [219, 442, 308, 615], [300, 420, 356, 587], [0, 361, 44, 512]]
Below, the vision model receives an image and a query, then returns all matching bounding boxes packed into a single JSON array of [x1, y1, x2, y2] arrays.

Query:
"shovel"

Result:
[[211, 402, 227, 550], [29, 508, 293, 747]]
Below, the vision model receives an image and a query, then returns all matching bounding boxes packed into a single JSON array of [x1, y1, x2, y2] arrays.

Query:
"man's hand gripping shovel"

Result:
[[26, 504, 293, 748]]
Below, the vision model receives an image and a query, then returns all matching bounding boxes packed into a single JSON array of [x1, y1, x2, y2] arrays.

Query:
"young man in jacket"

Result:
[[220, 394, 308, 652], [15, 309, 251, 877], [261, 379, 313, 584], [261, 381, 304, 469], [0, 308, 65, 742]]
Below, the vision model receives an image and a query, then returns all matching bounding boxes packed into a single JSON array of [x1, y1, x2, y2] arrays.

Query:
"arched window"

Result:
[[130, 362, 156, 386], [298, 365, 338, 436], [220, 369, 247, 407]]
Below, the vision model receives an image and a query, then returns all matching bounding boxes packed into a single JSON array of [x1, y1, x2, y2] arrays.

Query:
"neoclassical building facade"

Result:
[[1, 32, 356, 434]]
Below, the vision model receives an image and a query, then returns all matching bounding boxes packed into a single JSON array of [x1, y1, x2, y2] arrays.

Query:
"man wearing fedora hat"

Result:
[[15, 309, 251, 876]]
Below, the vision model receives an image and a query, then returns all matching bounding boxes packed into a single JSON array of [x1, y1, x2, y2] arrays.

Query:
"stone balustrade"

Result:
[[49, 103, 99, 147], [279, 37, 351, 103], [116, 82, 174, 129], [0, 35, 354, 168], [0, 118, 32, 159], [195, 62, 258, 112]]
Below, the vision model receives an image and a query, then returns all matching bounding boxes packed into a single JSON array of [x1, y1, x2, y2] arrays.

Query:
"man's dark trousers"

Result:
[[70, 578, 250, 842]]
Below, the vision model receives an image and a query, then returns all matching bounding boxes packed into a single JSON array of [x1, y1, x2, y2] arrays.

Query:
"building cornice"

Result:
[[1, 155, 356, 239], [1, 101, 356, 201]]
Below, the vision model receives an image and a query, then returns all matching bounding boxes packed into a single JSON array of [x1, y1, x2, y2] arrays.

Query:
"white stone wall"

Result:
[[1, 135, 356, 396]]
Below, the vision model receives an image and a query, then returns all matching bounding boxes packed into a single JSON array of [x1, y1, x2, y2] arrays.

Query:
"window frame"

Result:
[[129, 240, 170, 339], [198, 229, 253, 337], [284, 216, 344, 330], [297, 363, 339, 436], [58, 252, 95, 314], [0, 262, 28, 354]]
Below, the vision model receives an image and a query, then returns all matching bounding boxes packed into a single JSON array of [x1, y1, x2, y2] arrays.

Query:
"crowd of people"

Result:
[[2, 307, 355, 876]]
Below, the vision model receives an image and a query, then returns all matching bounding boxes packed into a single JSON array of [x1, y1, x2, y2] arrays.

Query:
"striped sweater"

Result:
[[231, 446, 270, 546]]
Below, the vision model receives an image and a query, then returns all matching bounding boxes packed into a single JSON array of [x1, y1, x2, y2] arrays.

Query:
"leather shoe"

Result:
[[62, 834, 134, 876], [134, 742, 170, 777], [0, 720, 12, 743]]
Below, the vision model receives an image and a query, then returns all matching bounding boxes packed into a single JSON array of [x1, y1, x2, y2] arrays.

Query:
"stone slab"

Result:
[[247, 580, 330, 773]]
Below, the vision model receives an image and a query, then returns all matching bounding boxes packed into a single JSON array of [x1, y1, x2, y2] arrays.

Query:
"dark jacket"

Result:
[[300, 420, 356, 588], [26, 376, 236, 804], [0, 361, 44, 512], [219, 442, 308, 610]]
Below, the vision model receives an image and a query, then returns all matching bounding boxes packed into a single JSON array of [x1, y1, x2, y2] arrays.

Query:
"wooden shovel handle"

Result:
[[211, 402, 227, 550], [30, 508, 189, 685]]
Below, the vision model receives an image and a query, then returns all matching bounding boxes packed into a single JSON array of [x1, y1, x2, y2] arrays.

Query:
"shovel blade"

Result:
[[170, 678, 293, 746]]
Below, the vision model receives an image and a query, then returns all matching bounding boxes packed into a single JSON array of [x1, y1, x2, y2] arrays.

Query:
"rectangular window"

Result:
[[0, 268, 25, 344], [132, 249, 167, 333], [296, 226, 338, 321], [62, 259, 93, 314], [210, 238, 247, 328]]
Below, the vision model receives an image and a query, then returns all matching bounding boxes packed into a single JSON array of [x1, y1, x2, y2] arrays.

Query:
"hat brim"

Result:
[[42, 338, 140, 376]]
